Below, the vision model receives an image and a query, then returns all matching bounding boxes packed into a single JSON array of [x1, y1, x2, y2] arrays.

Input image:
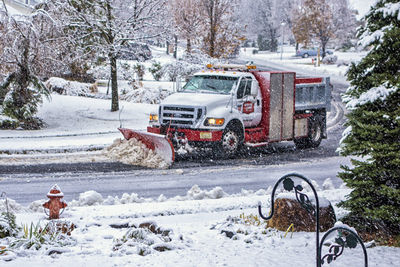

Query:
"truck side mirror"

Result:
[[250, 84, 258, 97]]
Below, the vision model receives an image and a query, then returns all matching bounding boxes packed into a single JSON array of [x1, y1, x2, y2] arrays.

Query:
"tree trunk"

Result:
[[173, 35, 178, 59], [209, 24, 215, 57], [321, 41, 327, 59], [186, 38, 191, 54], [110, 55, 119, 112]]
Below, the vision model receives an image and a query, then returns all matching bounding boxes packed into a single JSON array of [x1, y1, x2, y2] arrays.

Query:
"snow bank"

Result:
[[103, 138, 169, 169], [72, 190, 104, 206], [186, 185, 227, 200], [0, 198, 25, 213]]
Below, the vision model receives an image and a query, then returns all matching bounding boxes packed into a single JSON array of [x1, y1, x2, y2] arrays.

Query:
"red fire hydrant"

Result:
[[43, 184, 67, 219]]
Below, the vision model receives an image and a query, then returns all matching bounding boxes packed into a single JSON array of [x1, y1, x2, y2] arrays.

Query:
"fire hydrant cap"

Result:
[[47, 184, 64, 198]]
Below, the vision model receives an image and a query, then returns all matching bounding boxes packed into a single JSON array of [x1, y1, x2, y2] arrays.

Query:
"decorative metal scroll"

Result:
[[319, 226, 368, 266], [257, 173, 368, 267]]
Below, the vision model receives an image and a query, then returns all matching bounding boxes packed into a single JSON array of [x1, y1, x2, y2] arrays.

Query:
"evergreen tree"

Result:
[[338, 0, 400, 237], [0, 4, 52, 129]]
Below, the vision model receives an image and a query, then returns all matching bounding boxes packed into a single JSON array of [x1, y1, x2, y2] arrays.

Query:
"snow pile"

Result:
[[71, 190, 104, 206], [45, 77, 96, 96], [103, 138, 169, 169], [119, 87, 172, 104], [186, 185, 227, 200], [27, 200, 46, 213], [211, 214, 288, 242], [0, 198, 25, 213]]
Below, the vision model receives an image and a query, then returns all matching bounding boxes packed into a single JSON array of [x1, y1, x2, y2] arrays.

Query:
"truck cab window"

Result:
[[237, 78, 252, 99], [183, 75, 238, 94]]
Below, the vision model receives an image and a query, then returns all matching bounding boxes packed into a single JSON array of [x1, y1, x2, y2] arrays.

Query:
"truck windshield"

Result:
[[182, 75, 238, 94]]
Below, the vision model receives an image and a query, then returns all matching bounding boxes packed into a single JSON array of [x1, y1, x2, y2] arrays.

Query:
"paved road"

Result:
[[0, 156, 349, 205]]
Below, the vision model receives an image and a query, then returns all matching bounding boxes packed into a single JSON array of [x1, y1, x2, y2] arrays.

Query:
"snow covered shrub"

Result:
[[133, 63, 145, 81], [0, 212, 20, 238], [119, 87, 172, 104], [211, 214, 284, 242], [10, 221, 75, 250], [162, 60, 200, 82], [45, 77, 94, 96], [112, 222, 179, 256], [0, 114, 18, 129], [148, 61, 163, 81], [322, 55, 338, 64]]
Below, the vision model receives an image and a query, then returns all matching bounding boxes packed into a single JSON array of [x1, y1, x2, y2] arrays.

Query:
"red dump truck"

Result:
[[120, 64, 331, 164]]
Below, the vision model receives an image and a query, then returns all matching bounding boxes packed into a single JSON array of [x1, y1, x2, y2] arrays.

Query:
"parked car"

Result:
[[296, 47, 333, 58], [118, 42, 152, 61]]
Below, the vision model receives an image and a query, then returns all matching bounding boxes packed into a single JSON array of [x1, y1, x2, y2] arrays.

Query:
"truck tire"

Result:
[[215, 123, 243, 158], [294, 116, 322, 149], [303, 53, 309, 58]]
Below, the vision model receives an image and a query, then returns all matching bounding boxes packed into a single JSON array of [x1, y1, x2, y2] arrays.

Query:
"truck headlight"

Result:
[[204, 118, 224, 126], [149, 113, 159, 123]]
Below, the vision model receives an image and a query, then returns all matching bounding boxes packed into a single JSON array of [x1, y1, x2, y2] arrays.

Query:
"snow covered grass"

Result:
[[0, 182, 398, 266]]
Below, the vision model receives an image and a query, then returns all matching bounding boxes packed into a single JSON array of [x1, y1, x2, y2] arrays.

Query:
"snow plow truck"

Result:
[[119, 64, 331, 164]]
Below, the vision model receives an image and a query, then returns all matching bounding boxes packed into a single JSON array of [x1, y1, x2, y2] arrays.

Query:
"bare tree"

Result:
[[329, 0, 358, 49], [291, 0, 334, 57], [169, 0, 203, 54], [200, 0, 243, 58], [51, 0, 167, 112]]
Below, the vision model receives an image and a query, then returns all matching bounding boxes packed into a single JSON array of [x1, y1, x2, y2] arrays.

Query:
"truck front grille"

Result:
[[160, 105, 205, 127]]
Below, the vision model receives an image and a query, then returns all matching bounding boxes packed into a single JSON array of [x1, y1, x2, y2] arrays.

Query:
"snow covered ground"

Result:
[[0, 183, 399, 266]]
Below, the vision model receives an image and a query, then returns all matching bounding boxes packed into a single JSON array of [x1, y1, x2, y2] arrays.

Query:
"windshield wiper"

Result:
[[206, 84, 216, 90]]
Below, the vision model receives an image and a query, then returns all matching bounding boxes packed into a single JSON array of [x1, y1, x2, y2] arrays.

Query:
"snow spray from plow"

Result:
[[118, 128, 175, 165]]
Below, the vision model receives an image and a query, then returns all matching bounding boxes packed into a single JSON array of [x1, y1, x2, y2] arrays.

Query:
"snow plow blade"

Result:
[[118, 128, 175, 165]]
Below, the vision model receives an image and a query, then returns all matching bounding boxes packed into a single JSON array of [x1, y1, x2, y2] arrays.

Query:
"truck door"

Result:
[[269, 72, 295, 141], [236, 76, 262, 127]]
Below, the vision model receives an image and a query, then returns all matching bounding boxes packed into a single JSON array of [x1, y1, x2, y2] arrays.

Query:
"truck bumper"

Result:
[[147, 126, 223, 142]]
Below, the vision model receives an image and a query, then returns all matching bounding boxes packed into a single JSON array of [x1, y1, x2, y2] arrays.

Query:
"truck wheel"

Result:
[[216, 125, 243, 158], [294, 117, 322, 149], [303, 53, 309, 58]]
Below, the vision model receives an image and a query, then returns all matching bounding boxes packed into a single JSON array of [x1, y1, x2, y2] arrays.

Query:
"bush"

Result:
[[148, 61, 163, 81], [133, 63, 145, 81], [0, 212, 20, 238], [162, 61, 200, 82], [322, 55, 338, 64]]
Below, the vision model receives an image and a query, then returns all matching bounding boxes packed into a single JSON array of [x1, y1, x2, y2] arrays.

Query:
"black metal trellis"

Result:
[[257, 173, 368, 267]]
